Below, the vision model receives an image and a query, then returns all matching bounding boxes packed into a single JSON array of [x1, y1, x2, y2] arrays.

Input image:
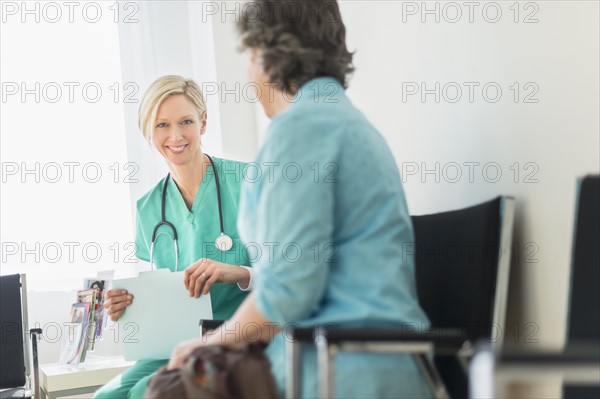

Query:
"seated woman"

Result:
[[94, 76, 254, 399], [168, 1, 432, 397]]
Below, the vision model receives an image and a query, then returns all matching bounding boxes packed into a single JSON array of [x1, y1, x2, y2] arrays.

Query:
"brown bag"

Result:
[[145, 343, 278, 399]]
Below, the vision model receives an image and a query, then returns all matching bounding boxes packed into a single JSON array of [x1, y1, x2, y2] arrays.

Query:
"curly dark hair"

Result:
[[236, 0, 354, 93]]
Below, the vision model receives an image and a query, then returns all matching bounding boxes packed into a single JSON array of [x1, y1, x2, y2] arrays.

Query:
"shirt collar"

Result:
[[267, 77, 344, 128], [292, 76, 344, 104]]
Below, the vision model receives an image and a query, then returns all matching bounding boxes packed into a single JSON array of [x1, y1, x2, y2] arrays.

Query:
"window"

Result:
[[1, 1, 136, 291]]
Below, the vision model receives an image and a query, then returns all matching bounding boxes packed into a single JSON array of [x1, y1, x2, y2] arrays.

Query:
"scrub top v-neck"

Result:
[[167, 164, 210, 219], [135, 157, 249, 320]]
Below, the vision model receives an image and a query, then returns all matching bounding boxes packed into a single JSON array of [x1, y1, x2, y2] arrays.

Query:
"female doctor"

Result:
[[94, 75, 254, 399]]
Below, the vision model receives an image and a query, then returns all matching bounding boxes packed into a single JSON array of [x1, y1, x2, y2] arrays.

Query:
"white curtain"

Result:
[[117, 0, 260, 219]]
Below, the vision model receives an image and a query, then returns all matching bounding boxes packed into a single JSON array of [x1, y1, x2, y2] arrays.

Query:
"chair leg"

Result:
[[414, 354, 451, 399], [316, 330, 335, 399], [30, 328, 42, 399], [286, 339, 301, 399]]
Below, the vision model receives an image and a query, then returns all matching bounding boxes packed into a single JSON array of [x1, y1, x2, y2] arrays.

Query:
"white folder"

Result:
[[113, 269, 213, 361]]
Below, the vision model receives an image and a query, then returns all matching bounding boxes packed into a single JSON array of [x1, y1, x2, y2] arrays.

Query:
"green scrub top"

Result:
[[135, 156, 250, 320]]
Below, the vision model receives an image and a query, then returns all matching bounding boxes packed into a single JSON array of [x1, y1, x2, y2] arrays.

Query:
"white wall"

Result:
[[336, 0, 599, 350], [209, 4, 260, 162]]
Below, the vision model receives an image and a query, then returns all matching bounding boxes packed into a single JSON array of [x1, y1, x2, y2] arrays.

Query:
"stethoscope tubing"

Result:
[[149, 154, 230, 271]]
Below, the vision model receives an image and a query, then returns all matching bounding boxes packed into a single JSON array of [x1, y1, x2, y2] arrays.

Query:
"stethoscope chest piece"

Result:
[[215, 233, 233, 252]]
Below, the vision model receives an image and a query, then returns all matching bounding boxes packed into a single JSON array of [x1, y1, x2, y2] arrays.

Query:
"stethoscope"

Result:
[[150, 154, 233, 271]]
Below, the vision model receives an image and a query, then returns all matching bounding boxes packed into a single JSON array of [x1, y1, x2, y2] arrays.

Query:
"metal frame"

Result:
[[30, 329, 42, 399], [491, 197, 516, 351], [496, 364, 600, 384], [21, 274, 32, 387], [469, 345, 600, 398], [314, 334, 449, 399], [18, 274, 42, 399], [316, 329, 334, 399], [287, 331, 453, 399], [286, 337, 301, 399]]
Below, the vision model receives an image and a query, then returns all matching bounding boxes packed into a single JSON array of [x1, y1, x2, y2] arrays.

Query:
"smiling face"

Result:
[[153, 94, 206, 167]]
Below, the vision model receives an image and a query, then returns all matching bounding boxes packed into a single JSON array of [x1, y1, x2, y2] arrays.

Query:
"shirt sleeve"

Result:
[[251, 116, 337, 325], [237, 266, 255, 291], [134, 207, 151, 262]]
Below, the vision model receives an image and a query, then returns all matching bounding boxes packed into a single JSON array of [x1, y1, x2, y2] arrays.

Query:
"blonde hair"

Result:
[[138, 75, 206, 142]]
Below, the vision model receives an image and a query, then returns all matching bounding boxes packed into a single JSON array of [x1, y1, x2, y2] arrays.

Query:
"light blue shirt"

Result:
[[237, 77, 431, 398]]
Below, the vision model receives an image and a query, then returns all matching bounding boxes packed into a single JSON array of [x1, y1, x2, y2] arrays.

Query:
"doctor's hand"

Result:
[[184, 258, 250, 298], [104, 289, 133, 321]]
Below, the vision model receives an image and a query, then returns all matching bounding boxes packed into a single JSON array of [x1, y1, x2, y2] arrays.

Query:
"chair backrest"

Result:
[[0, 274, 27, 389], [411, 196, 515, 347], [566, 175, 600, 343]]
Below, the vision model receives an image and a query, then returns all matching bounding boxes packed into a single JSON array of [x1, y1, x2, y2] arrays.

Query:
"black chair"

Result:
[[199, 319, 225, 336], [469, 176, 600, 398], [287, 196, 516, 398], [563, 175, 600, 398], [412, 196, 515, 398], [0, 274, 42, 399]]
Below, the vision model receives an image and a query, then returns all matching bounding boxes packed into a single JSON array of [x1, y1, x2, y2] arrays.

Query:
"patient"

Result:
[[167, 1, 432, 397]]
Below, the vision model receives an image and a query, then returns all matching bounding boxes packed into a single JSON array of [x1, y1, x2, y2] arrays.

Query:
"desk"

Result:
[[40, 356, 134, 399]]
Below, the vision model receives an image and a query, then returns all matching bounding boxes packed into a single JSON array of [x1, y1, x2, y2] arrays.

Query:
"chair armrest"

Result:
[[471, 341, 600, 391], [199, 319, 225, 335], [287, 327, 464, 399], [498, 342, 600, 366], [289, 327, 468, 354], [29, 328, 42, 336]]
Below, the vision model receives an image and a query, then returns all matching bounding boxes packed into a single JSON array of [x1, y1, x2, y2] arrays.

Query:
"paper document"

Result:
[[113, 269, 213, 361]]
